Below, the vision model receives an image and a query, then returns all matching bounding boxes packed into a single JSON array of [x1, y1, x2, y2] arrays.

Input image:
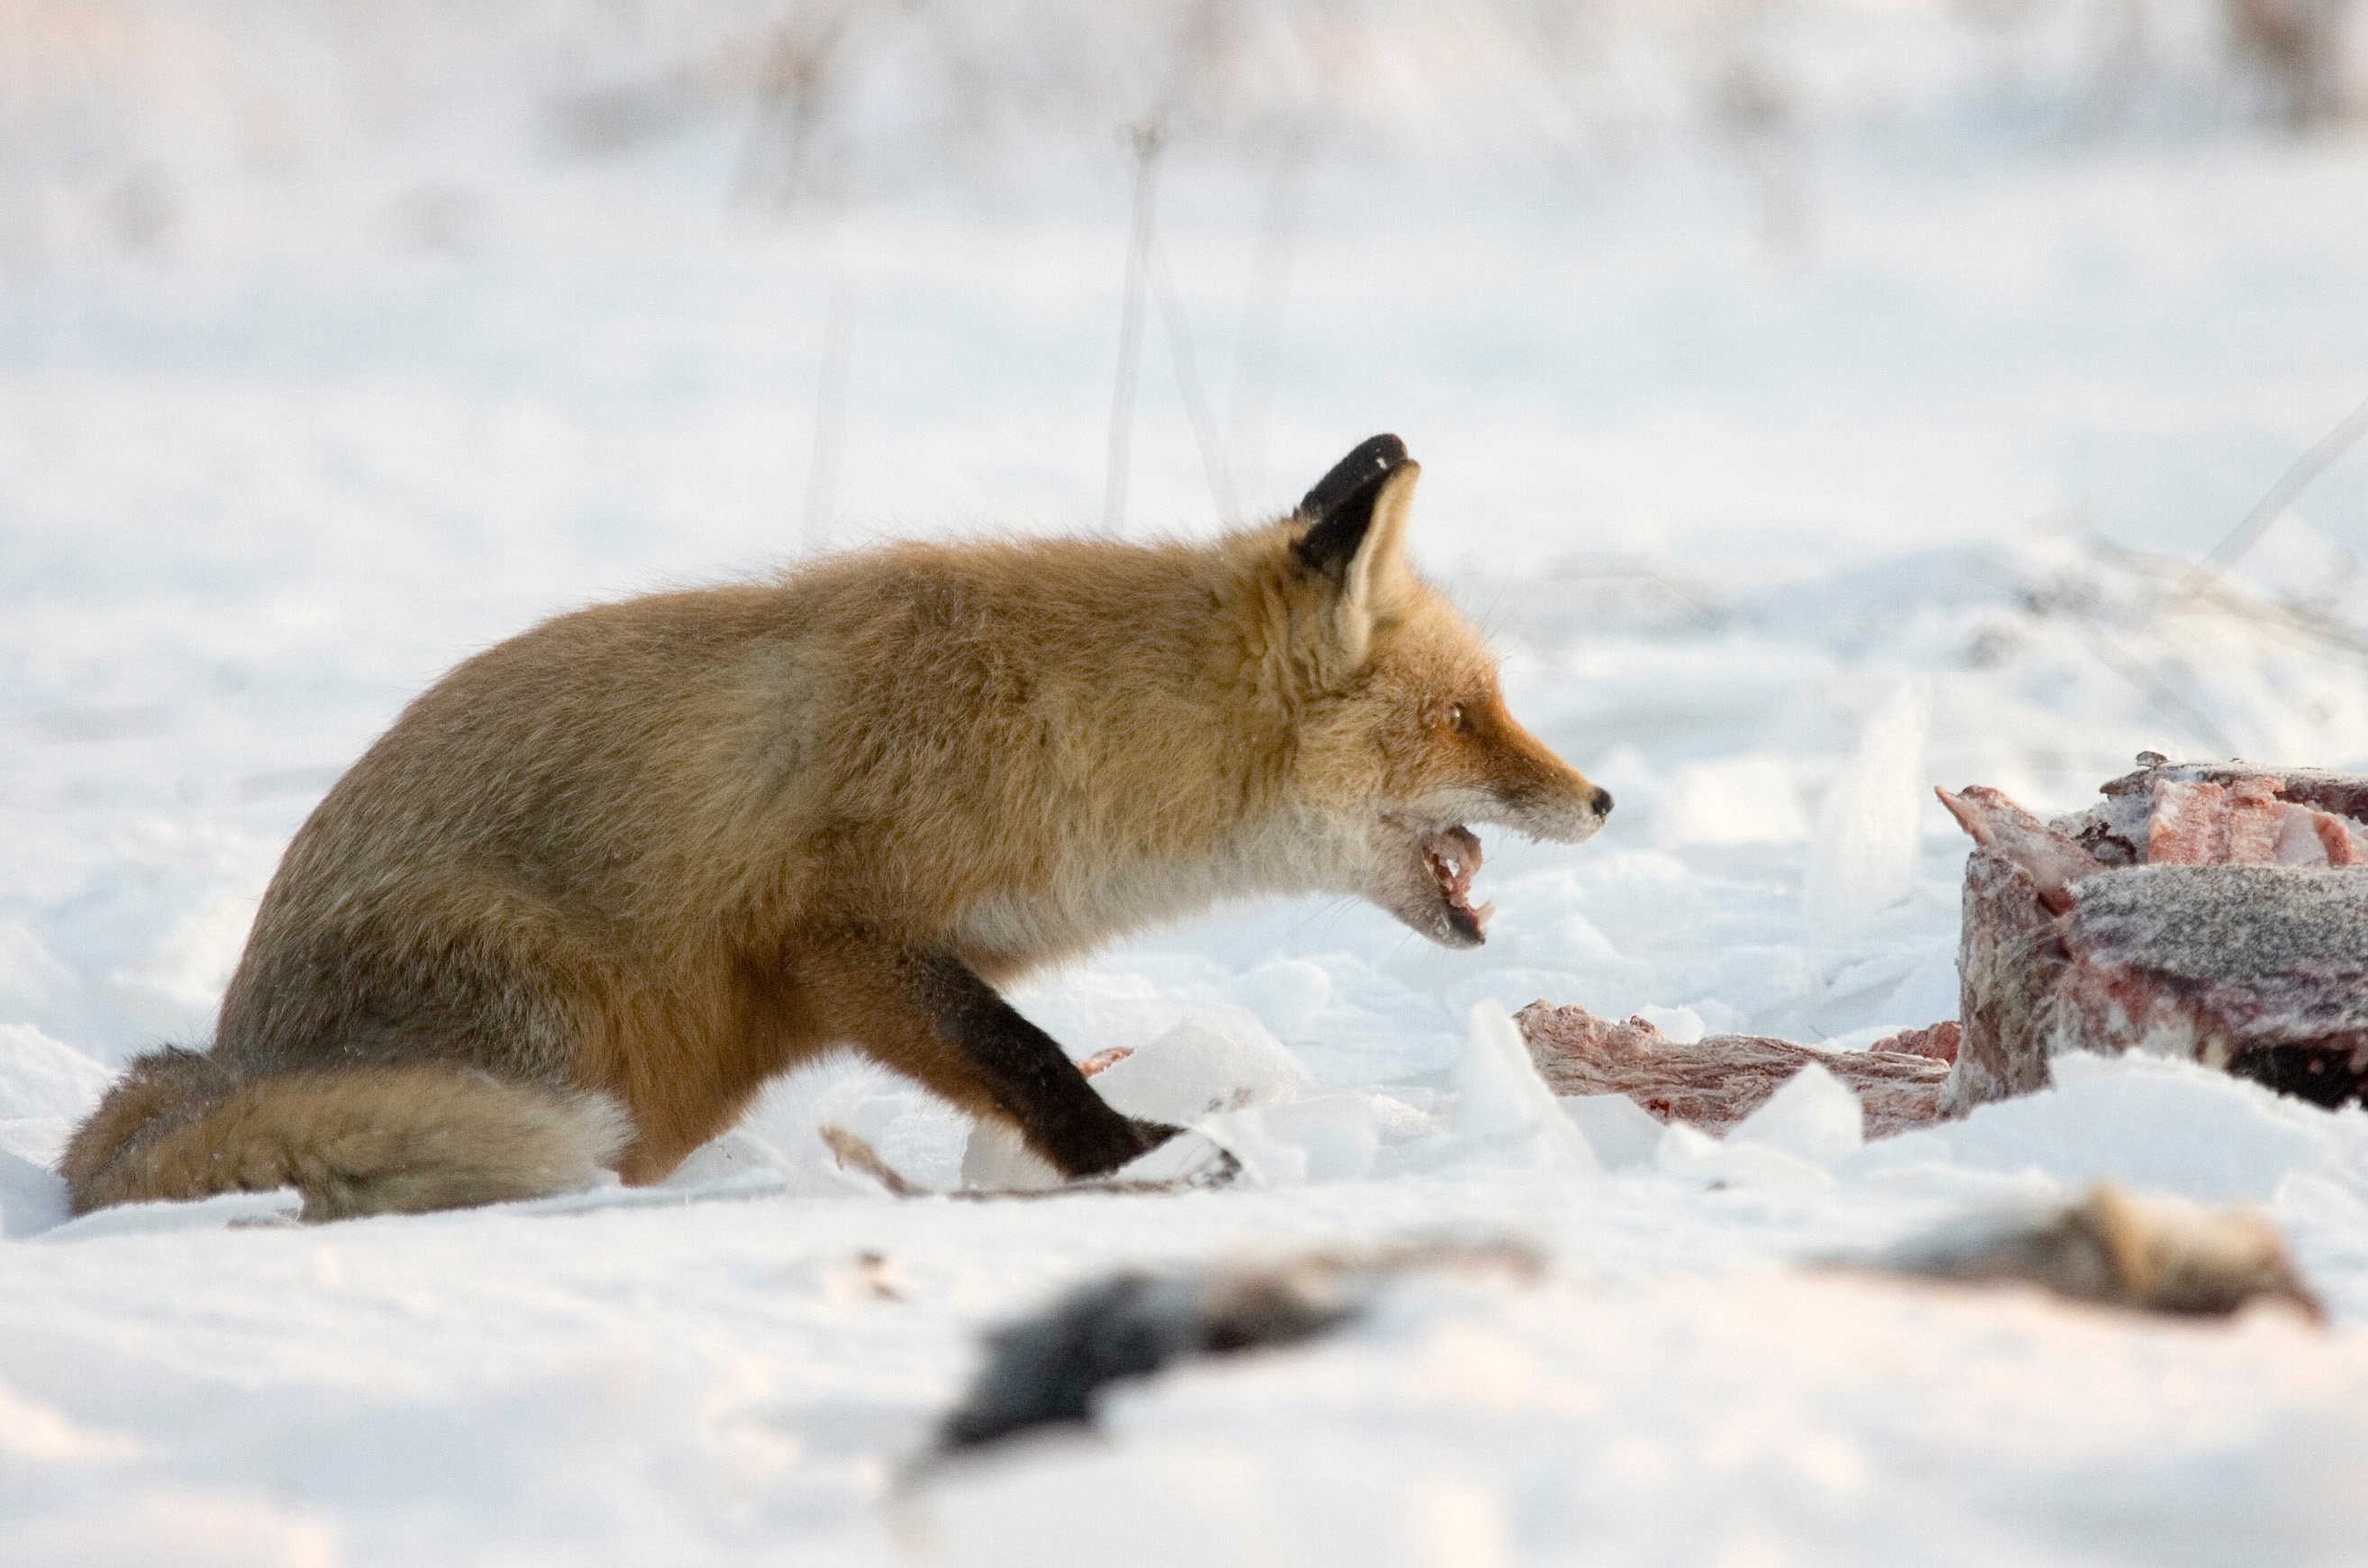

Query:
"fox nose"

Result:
[[1590, 786, 1614, 816]]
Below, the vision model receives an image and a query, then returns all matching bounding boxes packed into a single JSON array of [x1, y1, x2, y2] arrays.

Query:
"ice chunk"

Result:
[[1453, 1001, 1598, 1171], [1557, 1093, 1666, 1171], [1653, 1117, 1829, 1188], [1090, 1018, 1305, 1125], [660, 1128, 804, 1197], [1727, 1062, 1865, 1164], [1803, 681, 1929, 933]]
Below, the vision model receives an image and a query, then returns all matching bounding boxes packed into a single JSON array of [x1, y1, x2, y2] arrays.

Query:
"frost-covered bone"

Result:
[[1514, 1003, 1951, 1138], [1944, 759, 2368, 1113], [1867, 1184, 2322, 1321], [934, 1242, 1540, 1454], [1935, 786, 2107, 914]]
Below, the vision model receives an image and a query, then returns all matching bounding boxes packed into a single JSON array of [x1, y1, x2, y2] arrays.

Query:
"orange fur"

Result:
[[63, 439, 1609, 1217]]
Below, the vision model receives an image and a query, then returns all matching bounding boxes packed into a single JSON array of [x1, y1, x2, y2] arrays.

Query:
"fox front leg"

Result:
[[804, 941, 1179, 1179]]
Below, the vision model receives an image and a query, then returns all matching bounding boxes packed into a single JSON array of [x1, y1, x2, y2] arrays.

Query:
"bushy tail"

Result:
[[59, 1048, 631, 1223]]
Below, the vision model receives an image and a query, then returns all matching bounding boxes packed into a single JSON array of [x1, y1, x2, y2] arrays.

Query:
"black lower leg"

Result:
[[904, 950, 1178, 1177]]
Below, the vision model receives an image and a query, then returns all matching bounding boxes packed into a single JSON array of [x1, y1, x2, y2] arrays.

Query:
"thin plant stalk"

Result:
[[1102, 119, 1166, 536], [1226, 124, 1316, 513], [1151, 238, 1236, 525], [2174, 387, 2368, 602], [803, 284, 852, 552]]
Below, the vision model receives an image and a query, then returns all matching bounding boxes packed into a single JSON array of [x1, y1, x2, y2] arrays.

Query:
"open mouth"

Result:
[[1420, 825, 1493, 944]]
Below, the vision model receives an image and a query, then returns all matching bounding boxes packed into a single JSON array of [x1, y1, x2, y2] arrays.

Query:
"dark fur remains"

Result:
[[937, 1242, 1540, 1453]]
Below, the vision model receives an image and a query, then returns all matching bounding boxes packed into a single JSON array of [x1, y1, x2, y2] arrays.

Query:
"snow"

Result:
[[1650, 753, 1811, 848], [1848, 1053, 2368, 1212], [7, 1, 2368, 1561]]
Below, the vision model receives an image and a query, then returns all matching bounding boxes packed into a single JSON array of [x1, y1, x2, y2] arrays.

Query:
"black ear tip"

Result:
[[1297, 433, 1413, 523], [1291, 433, 1416, 582]]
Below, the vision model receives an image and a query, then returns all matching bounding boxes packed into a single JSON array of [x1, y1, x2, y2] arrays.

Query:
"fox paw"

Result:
[[1126, 1117, 1185, 1152], [1111, 1126, 1241, 1190]]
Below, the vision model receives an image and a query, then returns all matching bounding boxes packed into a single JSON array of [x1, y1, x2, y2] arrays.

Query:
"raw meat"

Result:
[[2075, 759, 2368, 868], [2145, 775, 2350, 867], [1077, 1046, 1134, 1077], [1944, 758, 2368, 1113], [1873, 1020, 1961, 1063], [1946, 829, 2076, 1110], [1516, 1003, 1951, 1138], [2145, 778, 2230, 864]]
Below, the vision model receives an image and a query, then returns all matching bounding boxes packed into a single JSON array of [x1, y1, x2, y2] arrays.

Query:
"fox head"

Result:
[[1240, 434, 1612, 949]]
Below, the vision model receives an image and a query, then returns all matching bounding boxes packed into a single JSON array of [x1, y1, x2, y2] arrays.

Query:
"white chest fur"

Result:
[[952, 810, 1364, 967]]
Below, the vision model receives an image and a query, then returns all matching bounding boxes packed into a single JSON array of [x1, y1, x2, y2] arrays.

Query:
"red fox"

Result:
[[61, 435, 1610, 1220]]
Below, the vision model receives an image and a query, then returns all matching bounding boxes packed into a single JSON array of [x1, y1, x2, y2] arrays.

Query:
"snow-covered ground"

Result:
[[6, 3, 2368, 1562]]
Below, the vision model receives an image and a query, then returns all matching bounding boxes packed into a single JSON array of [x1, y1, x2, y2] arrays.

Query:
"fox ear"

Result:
[[1294, 433, 1413, 584], [1292, 434, 1419, 664]]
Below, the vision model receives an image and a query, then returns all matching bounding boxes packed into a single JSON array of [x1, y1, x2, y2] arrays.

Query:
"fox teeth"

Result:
[[1419, 825, 1486, 925]]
